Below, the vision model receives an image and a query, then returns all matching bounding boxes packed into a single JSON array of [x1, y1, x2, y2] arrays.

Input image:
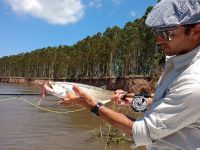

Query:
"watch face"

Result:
[[132, 96, 147, 112]]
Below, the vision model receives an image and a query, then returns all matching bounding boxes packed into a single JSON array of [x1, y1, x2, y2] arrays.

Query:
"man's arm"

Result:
[[60, 85, 135, 137]]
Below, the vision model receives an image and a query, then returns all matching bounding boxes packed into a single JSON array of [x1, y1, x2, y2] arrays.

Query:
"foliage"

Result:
[[0, 6, 164, 79], [91, 123, 132, 145]]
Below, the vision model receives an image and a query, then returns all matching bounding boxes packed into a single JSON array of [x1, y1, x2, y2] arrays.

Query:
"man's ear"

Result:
[[191, 23, 200, 40]]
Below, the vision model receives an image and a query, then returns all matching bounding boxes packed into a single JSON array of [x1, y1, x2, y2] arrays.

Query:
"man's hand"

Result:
[[59, 84, 97, 109], [112, 89, 134, 106]]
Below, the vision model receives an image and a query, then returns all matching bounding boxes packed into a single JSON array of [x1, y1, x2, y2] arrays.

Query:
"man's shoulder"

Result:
[[173, 65, 200, 89]]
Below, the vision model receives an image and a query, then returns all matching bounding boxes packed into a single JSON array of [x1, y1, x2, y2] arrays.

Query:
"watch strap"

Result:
[[91, 102, 103, 116]]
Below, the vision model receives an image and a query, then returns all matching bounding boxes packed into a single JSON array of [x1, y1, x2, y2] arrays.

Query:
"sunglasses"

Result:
[[153, 27, 178, 41]]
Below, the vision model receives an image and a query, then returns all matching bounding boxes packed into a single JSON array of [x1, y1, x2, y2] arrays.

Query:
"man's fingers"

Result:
[[59, 99, 74, 106], [68, 93, 78, 99], [59, 95, 81, 104], [114, 89, 126, 94], [72, 84, 83, 96]]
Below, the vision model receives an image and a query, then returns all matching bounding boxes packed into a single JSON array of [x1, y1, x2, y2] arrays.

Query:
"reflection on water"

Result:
[[0, 83, 134, 150]]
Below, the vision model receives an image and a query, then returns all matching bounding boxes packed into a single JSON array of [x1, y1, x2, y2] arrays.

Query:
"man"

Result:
[[60, 0, 200, 149]]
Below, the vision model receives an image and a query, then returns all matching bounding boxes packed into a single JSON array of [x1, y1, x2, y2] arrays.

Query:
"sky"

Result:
[[0, 0, 157, 57]]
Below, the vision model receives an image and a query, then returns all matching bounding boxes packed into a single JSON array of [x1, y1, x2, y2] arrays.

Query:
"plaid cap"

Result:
[[145, 0, 200, 29]]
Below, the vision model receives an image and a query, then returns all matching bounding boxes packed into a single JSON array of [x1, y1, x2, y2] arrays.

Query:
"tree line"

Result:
[[0, 5, 165, 79]]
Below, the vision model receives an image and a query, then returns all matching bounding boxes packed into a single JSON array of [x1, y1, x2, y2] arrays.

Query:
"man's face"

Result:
[[155, 26, 194, 56]]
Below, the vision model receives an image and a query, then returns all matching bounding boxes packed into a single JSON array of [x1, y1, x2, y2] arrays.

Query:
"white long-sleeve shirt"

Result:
[[132, 45, 200, 150]]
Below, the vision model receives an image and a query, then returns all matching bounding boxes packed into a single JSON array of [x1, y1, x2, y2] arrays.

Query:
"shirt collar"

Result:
[[166, 45, 200, 70]]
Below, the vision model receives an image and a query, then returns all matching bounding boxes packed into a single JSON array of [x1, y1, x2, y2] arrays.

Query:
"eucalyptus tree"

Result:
[[120, 21, 141, 76], [102, 26, 122, 77], [92, 32, 105, 78], [53, 45, 72, 79]]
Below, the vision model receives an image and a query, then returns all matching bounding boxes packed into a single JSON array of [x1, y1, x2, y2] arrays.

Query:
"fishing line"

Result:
[[0, 97, 18, 102], [20, 97, 86, 114], [0, 96, 85, 114]]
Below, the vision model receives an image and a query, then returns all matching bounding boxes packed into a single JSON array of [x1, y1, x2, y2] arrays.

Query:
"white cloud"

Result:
[[112, 0, 123, 5], [5, 0, 85, 25], [89, 0, 102, 9], [130, 11, 136, 18]]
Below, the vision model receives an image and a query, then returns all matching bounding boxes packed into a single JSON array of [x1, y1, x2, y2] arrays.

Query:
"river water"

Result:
[[0, 83, 135, 150]]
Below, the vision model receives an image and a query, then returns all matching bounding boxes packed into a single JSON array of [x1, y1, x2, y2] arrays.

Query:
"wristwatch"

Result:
[[132, 95, 148, 112], [91, 102, 103, 116]]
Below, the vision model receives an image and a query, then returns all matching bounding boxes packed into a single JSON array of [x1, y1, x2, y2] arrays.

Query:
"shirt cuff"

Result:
[[132, 118, 152, 147]]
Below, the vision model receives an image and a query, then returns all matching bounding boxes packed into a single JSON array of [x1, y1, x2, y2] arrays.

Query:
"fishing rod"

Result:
[[0, 93, 48, 96], [0, 93, 53, 97]]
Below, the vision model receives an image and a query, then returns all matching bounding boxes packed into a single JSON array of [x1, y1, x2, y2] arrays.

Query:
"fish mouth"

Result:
[[47, 81, 54, 88]]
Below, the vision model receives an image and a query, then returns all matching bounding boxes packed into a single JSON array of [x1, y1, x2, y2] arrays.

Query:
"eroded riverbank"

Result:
[[0, 76, 155, 94]]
